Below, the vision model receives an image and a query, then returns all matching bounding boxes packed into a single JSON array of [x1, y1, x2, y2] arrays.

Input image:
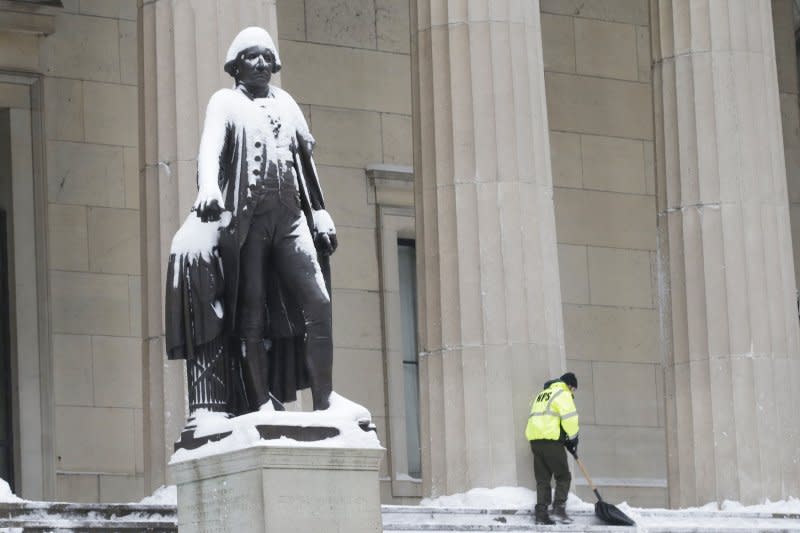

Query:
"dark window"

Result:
[[0, 210, 13, 489], [398, 239, 420, 478]]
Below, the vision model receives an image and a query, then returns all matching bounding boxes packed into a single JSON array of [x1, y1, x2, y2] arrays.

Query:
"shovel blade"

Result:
[[595, 501, 636, 526]]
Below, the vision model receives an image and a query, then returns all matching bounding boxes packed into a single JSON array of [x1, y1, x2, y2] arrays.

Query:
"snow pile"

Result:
[[421, 486, 592, 511], [139, 485, 177, 506], [170, 392, 381, 464], [0, 478, 22, 503], [719, 497, 800, 514]]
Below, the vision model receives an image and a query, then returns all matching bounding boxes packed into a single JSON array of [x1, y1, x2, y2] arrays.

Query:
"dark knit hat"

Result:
[[560, 372, 578, 389]]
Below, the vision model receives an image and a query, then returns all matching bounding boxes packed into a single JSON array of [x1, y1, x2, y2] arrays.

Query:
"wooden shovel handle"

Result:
[[571, 453, 603, 501]]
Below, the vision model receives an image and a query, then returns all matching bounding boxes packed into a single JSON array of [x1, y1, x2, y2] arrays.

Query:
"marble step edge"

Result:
[[383, 505, 800, 521]]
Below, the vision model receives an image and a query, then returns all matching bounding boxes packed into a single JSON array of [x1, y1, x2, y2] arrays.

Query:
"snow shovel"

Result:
[[569, 450, 636, 526]]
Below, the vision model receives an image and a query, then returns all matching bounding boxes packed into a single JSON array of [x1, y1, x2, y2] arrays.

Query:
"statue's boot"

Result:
[[305, 318, 333, 410], [242, 340, 270, 411]]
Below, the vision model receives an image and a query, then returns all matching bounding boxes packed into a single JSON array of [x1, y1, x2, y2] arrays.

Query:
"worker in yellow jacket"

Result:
[[525, 372, 579, 525]]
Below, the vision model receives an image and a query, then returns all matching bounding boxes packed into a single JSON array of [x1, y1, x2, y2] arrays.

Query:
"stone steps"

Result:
[[1, 501, 799, 532], [0, 501, 178, 532], [381, 505, 800, 532]]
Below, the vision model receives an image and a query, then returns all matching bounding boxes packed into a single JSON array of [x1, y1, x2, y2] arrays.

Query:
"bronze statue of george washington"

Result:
[[164, 27, 337, 417]]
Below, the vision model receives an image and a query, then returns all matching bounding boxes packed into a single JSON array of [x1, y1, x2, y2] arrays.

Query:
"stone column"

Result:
[[410, 0, 566, 496], [652, 0, 800, 506], [140, 0, 279, 492]]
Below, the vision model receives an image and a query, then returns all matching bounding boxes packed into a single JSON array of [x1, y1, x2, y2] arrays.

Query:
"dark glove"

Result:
[[564, 436, 578, 456], [314, 232, 338, 256]]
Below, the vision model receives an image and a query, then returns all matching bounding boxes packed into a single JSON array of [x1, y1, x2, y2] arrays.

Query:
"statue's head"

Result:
[[224, 27, 281, 88]]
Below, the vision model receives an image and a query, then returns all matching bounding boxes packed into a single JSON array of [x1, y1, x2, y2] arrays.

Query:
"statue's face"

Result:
[[234, 45, 276, 89]]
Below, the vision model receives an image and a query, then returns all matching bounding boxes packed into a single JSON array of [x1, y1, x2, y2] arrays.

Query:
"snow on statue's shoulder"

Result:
[[170, 392, 382, 464]]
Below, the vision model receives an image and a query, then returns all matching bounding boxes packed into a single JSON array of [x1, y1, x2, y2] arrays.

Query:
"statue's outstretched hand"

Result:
[[193, 187, 224, 222], [315, 232, 338, 256], [312, 209, 337, 256]]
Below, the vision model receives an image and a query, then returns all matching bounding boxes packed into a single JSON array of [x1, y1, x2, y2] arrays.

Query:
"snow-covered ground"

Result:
[[416, 486, 800, 530]]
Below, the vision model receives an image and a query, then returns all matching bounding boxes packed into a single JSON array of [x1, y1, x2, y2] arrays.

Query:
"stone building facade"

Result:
[[0, 0, 798, 510]]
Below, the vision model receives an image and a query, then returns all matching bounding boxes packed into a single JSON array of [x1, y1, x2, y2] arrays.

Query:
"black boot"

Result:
[[551, 504, 572, 524], [534, 505, 555, 525], [242, 340, 270, 411]]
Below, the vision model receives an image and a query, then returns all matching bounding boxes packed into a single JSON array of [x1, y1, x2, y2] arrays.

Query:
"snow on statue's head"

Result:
[[224, 26, 282, 77]]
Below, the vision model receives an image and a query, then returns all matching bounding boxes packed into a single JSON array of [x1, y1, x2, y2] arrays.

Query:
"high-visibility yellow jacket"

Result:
[[525, 381, 579, 441]]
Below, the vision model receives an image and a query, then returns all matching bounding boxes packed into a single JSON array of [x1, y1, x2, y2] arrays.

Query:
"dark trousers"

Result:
[[237, 189, 332, 409], [530, 440, 571, 510]]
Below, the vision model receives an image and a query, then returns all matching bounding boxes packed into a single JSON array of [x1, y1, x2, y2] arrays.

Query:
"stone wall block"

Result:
[[540, 0, 648, 26], [545, 72, 653, 140], [331, 289, 382, 350], [575, 18, 638, 80], [79, 0, 137, 20], [51, 271, 131, 336], [40, 13, 121, 82], [88, 207, 141, 275], [281, 41, 411, 114], [577, 424, 666, 480], [0, 32, 41, 72], [44, 77, 83, 142], [331, 226, 380, 291], [381, 113, 413, 166], [55, 406, 136, 474], [83, 82, 138, 148], [119, 19, 138, 85], [332, 349, 386, 417], [92, 336, 143, 408], [128, 275, 142, 338], [48, 203, 89, 271], [377, 0, 411, 53], [541, 13, 575, 73], [310, 107, 382, 168], [563, 304, 658, 363], [554, 188, 656, 250], [587, 246, 653, 308], [56, 473, 99, 503], [276, 0, 305, 40], [567, 359, 594, 424], [557, 244, 589, 304], [549, 131, 581, 188], [99, 474, 144, 503], [47, 141, 125, 208], [306, 0, 377, 49], [52, 334, 93, 407], [593, 362, 659, 426], [318, 165, 375, 229], [581, 135, 646, 194], [123, 146, 139, 210]]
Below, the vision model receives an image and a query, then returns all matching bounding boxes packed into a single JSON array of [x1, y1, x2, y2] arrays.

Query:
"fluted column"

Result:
[[410, 0, 566, 496], [652, 0, 800, 506], [140, 0, 279, 491]]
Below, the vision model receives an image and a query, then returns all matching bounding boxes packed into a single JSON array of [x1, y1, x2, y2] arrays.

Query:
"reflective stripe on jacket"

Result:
[[525, 381, 579, 441]]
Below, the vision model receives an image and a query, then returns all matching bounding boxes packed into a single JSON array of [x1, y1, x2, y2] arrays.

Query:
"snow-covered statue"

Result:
[[165, 27, 337, 418]]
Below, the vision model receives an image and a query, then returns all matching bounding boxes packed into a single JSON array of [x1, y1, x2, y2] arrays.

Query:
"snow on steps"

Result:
[[0, 501, 177, 532], [1, 502, 799, 532], [382, 505, 800, 532]]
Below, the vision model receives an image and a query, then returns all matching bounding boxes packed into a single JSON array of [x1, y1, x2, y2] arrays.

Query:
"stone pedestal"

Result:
[[171, 445, 384, 533]]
